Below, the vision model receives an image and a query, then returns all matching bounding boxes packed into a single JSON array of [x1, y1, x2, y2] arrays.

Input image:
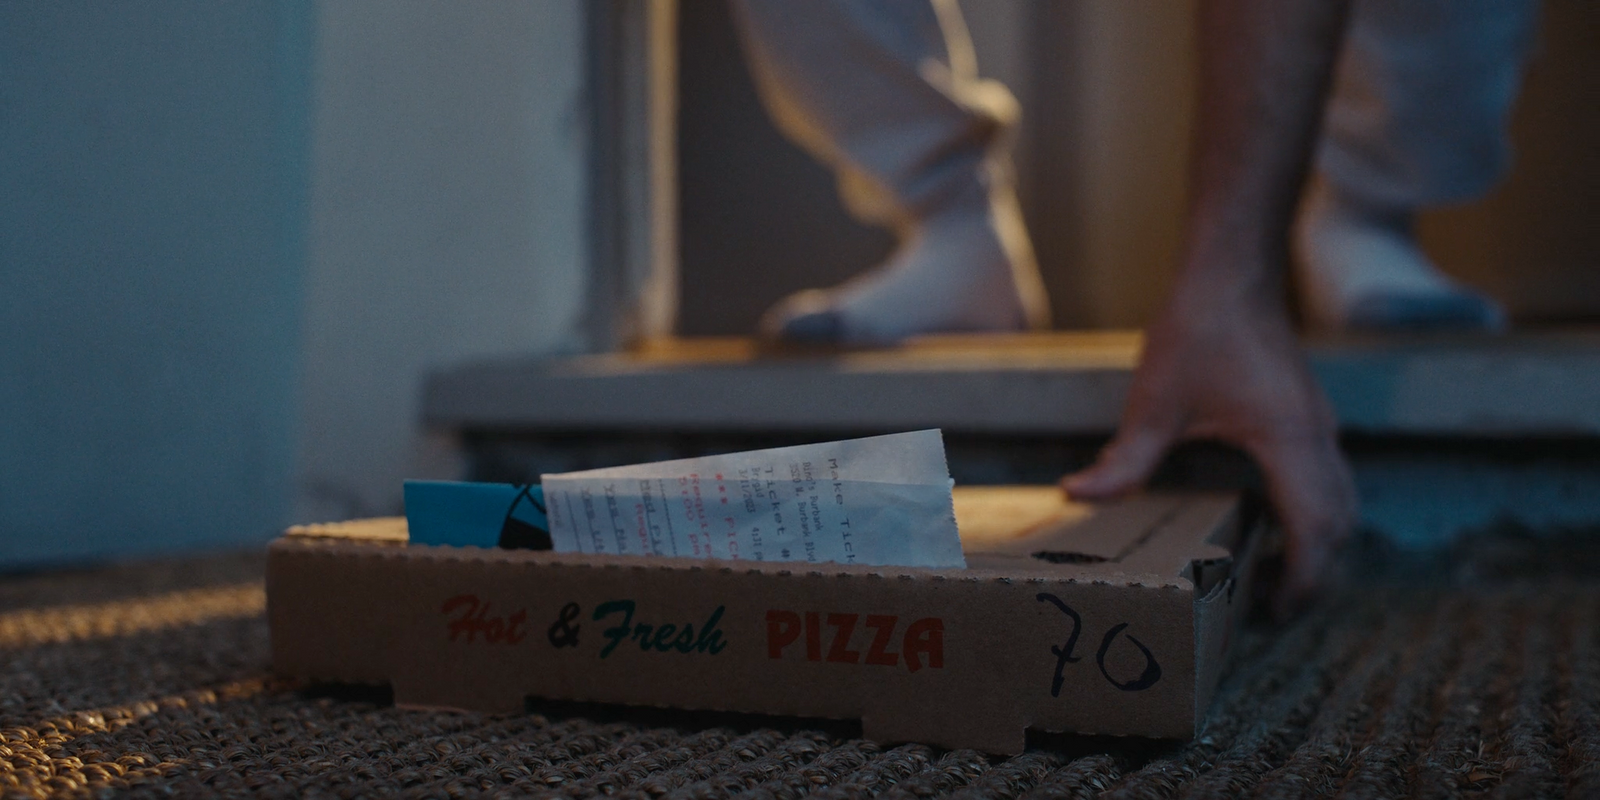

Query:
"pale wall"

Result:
[[293, 0, 591, 523], [0, 0, 593, 564], [0, 1, 314, 564]]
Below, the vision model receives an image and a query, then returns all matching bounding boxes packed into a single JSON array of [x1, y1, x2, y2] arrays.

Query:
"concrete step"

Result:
[[425, 330, 1600, 438], [422, 331, 1600, 548]]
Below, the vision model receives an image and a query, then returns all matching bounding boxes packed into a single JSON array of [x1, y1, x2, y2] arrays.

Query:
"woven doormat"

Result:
[[3, 530, 1597, 799]]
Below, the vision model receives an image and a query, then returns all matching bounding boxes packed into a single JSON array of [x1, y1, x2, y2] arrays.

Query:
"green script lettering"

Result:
[[594, 600, 636, 658], [590, 599, 727, 658]]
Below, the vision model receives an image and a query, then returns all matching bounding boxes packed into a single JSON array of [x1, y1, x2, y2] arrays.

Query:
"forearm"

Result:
[[1071, 0, 1360, 609], [1181, 0, 1351, 301]]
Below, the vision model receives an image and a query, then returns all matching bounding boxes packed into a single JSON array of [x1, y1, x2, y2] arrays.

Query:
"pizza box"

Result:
[[267, 487, 1265, 753]]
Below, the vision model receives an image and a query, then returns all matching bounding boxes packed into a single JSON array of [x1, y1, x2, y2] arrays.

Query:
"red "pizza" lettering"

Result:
[[765, 609, 943, 673]]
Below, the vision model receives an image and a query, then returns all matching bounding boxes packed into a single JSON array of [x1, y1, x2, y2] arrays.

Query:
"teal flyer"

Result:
[[404, 480, 550, 549]]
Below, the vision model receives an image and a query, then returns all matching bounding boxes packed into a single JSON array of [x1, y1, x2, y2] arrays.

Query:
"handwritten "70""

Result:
[[1036, 593, 1162, 695]]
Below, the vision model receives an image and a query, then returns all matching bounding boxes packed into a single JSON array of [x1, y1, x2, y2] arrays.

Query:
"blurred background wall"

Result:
[[677, 0, 1597, 334], [1417, 0, 1600, 321], [293, 0, 590, 525], [0, 2, 314, 565], [0, 1, 591, 565]]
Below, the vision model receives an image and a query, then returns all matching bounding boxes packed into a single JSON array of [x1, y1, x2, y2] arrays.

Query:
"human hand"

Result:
[[1062, 274, 1358, 615]]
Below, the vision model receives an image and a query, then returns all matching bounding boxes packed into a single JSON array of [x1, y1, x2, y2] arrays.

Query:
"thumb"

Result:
[[1062, 424, 1176, 501]]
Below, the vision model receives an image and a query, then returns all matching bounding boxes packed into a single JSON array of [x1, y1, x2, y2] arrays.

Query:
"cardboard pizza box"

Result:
[[267, 487, 1265, 754]]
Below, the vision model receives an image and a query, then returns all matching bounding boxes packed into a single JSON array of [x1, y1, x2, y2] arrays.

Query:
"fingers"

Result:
[[1251, 432, 1358, 620], [1062, 423, 1177, 501]]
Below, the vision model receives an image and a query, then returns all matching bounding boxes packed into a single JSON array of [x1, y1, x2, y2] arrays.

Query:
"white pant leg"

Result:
[[728, 0, 1019, 226], [1318, 0, 1542, 209]]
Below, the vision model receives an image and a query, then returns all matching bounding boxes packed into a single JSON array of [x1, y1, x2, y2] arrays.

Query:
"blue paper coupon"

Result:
[[403, 480, 550, 549]]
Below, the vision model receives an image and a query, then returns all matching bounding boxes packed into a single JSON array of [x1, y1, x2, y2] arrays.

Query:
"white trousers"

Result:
[[1321, 0, 1540, 208], [731, 0, 1542, 218], [729, 0, 1019, 228]]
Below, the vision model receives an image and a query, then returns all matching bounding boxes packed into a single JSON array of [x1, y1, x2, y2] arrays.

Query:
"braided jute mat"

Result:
[[3, 530, 1598, 799]]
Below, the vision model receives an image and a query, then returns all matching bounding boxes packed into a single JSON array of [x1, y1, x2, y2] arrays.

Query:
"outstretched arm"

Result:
[[1065, 0, 1358, 612]]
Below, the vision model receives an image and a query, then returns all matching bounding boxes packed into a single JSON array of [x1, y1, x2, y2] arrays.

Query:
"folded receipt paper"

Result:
[[404, 429, 966, 569]]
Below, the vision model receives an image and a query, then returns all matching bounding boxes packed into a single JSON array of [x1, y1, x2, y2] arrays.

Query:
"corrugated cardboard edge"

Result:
[[1191, 508, 1270, 735]]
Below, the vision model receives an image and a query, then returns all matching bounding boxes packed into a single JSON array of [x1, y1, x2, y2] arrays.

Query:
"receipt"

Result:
[[541, 430, 964, 568]]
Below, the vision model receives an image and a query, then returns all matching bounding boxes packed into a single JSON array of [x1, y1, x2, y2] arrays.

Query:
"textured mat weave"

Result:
[[2, 532, 1597, 799]]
